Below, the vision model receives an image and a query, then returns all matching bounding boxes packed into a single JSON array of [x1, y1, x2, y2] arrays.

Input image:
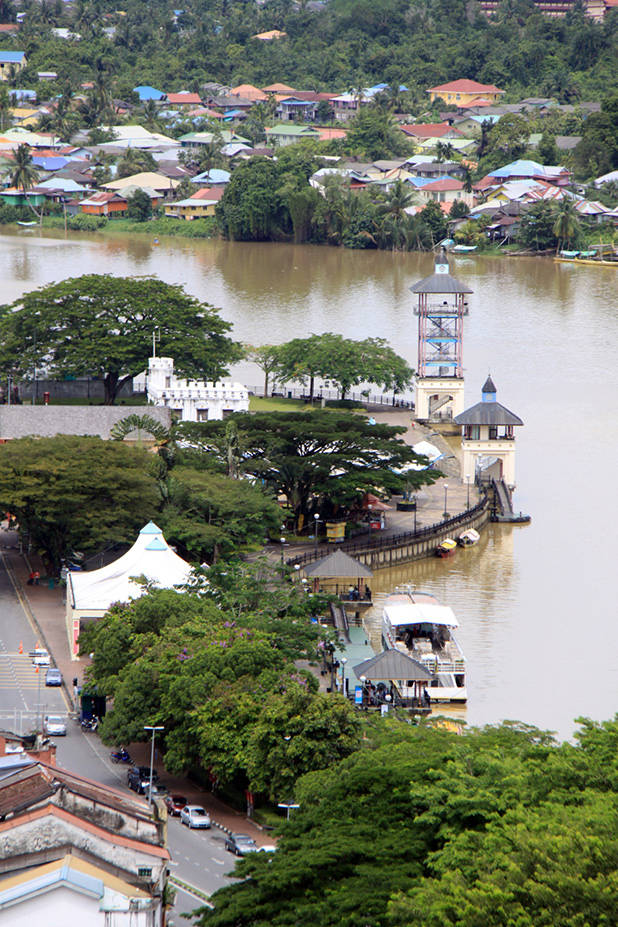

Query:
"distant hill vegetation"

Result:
[[10, 0, 618, 103]]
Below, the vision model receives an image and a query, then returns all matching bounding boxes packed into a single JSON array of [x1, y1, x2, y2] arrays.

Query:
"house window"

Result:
[[171, 408, 183, 419], [222, 409, 234, 419], [165, 377, 171, 388], [138, 867, 152, 878], [469, 425, 480, 440], [456, 93, 460, 100], [197, 409, 209, 421], [489, 425, 498, 439]]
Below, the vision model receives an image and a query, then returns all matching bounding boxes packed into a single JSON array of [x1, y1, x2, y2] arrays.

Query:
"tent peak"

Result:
[[140, 521, 162, 534]]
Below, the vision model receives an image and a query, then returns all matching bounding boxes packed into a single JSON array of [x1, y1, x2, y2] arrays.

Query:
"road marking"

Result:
[[211, 857, 225, 866], [0, 551, 71, 713], [169, 876, 213, 908]]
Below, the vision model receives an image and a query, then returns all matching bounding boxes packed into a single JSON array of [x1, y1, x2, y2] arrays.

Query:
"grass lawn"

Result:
[[249, 396, 309, 412]]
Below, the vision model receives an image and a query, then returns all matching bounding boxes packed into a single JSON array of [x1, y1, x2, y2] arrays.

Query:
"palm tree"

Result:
[[552, 197, 580, 254], [378, 180, 417, 251], [10, 144, 42, 222], [436, 141, 454, 163]]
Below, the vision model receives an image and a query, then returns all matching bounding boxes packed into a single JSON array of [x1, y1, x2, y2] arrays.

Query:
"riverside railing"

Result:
[[287, 493, 489, 569]]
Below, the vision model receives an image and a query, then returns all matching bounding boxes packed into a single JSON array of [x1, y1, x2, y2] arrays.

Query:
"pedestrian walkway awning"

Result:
[[353, 650, 432, 681], [303, 550, 373, 579]]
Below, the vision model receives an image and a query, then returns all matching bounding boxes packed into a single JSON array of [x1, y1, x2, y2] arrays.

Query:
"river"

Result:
[[2, 227, 617, 738]]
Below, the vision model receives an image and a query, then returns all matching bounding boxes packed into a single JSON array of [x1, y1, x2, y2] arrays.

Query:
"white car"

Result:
[[44, 715, 67, 736], [32, 649, 51, 667], [180, 805, 211, 829]]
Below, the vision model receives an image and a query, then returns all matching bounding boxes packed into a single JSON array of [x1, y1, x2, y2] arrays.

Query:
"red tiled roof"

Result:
[[400, 123, 462, 139], [287, 90, 337, 102], [423, 178, 464, 191], [428, 79, 504, 94], [0, 23, 18, 31], [166, 92, 202, 105], [315, 127, 347, 140], [458, 98, 492, 108]]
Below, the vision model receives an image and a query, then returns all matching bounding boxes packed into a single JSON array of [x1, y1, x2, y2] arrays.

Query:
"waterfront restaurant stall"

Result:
[[353, 649, 434, 710], [302, 549, 373, 600]]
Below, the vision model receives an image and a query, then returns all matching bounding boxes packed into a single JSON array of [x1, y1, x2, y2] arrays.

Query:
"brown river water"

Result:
[[2, 228, 617, 737]]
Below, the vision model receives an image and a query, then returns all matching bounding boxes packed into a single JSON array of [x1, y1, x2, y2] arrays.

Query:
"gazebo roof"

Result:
[[353, 649, 432, 681], [410, 272, 473, 295], [454, 401, 523, 426], [303, 549, 373, 578]]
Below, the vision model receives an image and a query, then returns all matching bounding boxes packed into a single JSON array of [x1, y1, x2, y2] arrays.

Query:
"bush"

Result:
[[0, 202, 34, 224], [67, 214, 108, 231]]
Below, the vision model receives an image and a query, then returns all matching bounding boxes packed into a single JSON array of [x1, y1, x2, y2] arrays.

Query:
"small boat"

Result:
[[382, 587, 466, 702], [458, 528, 480, 547], [452, 244, 477, 252], [17, 220, 37, 227], [436, 538, 457, 558]]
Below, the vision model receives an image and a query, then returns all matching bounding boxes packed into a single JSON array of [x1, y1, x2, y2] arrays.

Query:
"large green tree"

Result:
[[0, 436, 159, 573], [275, 333, 414, 402], [0, 275, 243, 403], [178, 410, 436, 524]]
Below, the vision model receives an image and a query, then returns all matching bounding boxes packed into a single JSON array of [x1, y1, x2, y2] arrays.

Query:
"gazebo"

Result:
[[353, 649, 433, 709], [302, 550, 373, 600]]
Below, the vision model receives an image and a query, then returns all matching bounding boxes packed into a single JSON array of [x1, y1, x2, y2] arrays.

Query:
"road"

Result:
[[0, 549, 237, 924]]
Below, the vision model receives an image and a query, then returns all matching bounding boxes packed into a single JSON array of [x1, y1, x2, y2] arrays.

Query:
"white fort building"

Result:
[[134, 355, 249, 421]]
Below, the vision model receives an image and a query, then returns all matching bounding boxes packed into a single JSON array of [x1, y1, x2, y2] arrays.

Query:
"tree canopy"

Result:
[[0, 436, 159, 573], [198, 716, 618, 927], [0, 275, 243, 403], [274, 333, 414, 401], [178, 410, 436, 523]]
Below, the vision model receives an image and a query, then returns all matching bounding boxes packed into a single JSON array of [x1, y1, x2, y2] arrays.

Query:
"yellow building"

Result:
[[164, 186, 223, 219], [0, 50, 26, 80], [427, 79, 504, 107]]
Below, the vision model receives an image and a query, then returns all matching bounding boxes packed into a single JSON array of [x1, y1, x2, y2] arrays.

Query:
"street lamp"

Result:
[[280, 536, 286, 566], [341, 657, 347, 698], [443, 483, 449, 519], [465, 473, 471, 509], [313, 513, 320, 552], [144, 725, 164, 805]]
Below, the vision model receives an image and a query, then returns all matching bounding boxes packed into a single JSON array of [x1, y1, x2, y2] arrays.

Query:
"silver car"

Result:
[[44, 715, 67, 736], [180, 805, 211, 829]]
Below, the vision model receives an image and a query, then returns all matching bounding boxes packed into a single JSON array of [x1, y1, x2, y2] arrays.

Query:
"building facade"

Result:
[[137, 355, 249, 421]]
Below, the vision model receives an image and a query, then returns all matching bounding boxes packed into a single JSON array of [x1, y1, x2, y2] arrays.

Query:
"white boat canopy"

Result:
[[384, 602, 459, 628]]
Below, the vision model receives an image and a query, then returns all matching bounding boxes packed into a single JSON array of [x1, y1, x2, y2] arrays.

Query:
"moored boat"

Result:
[[458, 528, 480, 547], [436, 538, 457, 557], [382, 587, 466, 702]]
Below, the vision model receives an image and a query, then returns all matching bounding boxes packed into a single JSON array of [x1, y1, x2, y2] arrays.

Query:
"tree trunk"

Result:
[[264, 371, 269, 397], [309, 374, 315, 403], [104, 372, 119, 404]]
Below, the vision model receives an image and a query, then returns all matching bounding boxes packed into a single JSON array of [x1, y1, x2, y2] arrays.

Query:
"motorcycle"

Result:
[[81, 716, 99, 733], [110, 748, 132, 764]]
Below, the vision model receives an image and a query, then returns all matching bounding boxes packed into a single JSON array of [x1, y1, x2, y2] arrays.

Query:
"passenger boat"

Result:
[[436, 538, 457, 557], [458, 528, 480, 547], [382, 588, 466, 702]]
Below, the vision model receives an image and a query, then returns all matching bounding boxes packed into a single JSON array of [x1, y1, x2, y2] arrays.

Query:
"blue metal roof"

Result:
[[32, 156, 69, 170], [0, 50, 26, 63], [133, 85, 165, 101]]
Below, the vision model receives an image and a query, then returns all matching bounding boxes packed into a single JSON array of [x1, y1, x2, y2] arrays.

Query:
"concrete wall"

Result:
[[0, 406, 171, 441], [18, 379, 137, 401]]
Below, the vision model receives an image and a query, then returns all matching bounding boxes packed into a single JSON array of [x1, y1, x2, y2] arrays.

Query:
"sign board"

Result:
[[354, 686, 363, 705], [326, 522, 346, 543]]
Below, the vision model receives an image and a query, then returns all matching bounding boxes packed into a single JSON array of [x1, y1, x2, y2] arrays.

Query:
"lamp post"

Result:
[[144, 725, 164, 805], [280, 536, 286, 567], [359, 674, 366, 708], [443, 483, 449, 519], [313, 513, 320, 552], [466, 474, 471, 509], [341, 657, 347, 698]]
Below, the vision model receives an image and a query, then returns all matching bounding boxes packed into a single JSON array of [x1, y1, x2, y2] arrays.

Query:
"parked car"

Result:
[[147, 782, 169, 798], [127, 765, 159, 794], [180, 805, 211, 829], [224, 833, 258, 856], [44, 715, 67, 736], [45, 668, 62, 686], [164, 794, 188, 816]]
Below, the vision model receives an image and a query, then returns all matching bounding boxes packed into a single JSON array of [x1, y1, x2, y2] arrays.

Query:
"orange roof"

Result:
[[262, 82, 296, 93], [166, 92, 202, 105], [189, 186, 224, 201], [423, 177, 464, 191], [428, 79, 504, 94], [0, 23, 18, 31], [231, 84, 267, 101], [458, 97, 492, 108]]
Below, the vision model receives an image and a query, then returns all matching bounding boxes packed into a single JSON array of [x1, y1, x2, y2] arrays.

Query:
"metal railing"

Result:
[[288, 492, 489, 568], [247, 385, 415, 409]]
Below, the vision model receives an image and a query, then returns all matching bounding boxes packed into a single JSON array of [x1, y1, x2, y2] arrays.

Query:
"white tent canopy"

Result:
[[68, 521, 192, 612]]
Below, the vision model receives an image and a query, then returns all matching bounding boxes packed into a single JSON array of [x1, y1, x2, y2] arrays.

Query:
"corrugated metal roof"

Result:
[[303, 550, 373, 578], [410, 272, 473, 294], [353, 650, 433, 681]]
